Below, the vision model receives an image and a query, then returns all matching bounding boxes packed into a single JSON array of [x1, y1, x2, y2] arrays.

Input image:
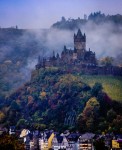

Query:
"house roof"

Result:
[[67, 133, 80, 142], [20, 129, 30, 138], [79, 133, 95, 140]]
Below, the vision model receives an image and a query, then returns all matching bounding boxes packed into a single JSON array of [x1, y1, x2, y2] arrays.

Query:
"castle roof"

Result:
[[77, 29, 82, 37]]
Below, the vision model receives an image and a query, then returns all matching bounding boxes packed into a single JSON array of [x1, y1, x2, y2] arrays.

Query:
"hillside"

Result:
[[0, 28, 48, 97], [0, 67, 122, 133], [82, 75, 122, 101]]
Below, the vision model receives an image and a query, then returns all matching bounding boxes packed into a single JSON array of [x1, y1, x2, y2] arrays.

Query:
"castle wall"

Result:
[[35, 29, 122, 76], [74, 41, 86, 51]]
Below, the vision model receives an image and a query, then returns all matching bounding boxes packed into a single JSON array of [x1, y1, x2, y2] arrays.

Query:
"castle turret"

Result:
[[63, 45, 67, 52], [53, 51, 55, 58], [74, 29, 86, 59], [56, 53, 59, 58], [77, 29, 82, 37], [42, 57, 46, 68]]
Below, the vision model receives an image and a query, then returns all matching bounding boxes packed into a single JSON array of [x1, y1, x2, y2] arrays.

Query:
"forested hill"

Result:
[[51, 11, 122, 30], [0, 28, 49, 97], [0, 67, 122, 133]]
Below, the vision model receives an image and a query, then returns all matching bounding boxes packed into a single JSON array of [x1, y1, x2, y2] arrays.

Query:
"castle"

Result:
[[36, 29, 122, 76], [36, 29, 97, 69]]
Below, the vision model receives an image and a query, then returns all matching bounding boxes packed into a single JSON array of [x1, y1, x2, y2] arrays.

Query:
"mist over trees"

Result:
[[52, 11, 122, 30]]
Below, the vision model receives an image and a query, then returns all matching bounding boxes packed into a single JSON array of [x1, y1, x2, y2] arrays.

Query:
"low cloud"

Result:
[[0, 22, 122, 92]]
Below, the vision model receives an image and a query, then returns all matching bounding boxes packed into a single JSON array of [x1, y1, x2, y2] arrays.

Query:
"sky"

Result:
[[0, 0, 122, 29]]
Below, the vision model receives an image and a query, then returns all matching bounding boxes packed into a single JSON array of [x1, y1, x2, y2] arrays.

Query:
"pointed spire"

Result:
[[77, 29, 82, 37], [64, 45, 67, 51], [42, 57, 45, 68], [53, 51, 55, 57], [56, 53, 59, 58]]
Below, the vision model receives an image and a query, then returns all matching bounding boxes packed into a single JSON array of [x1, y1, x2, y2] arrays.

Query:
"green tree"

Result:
[[77, 97, 100, 131], [107, 109, 117, 122], [94, 138, 106, 150], [91, 83, 103, 97], [17, 119, 28, 128], [10, 101, 20, 111], [0, 111, 5, 123]]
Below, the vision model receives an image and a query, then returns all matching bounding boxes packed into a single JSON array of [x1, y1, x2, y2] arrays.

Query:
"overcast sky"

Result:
[[0, 0, 122, 29]]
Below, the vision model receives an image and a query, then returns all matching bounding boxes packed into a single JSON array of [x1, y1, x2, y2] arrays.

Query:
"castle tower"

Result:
[[74, 29, 86, 59]]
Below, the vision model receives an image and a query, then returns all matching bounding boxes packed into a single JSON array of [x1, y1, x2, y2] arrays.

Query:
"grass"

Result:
[[81, 75, 122, 101]]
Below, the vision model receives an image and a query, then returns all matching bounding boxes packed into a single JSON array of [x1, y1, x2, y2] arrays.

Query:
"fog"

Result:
[[0, 21, 122, 93], [0, 22, 122, 69], [83, 22, 122, 60], [26, 22, 122, 67]]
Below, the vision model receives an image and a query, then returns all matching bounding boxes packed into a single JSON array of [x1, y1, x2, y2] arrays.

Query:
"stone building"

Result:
[[35, 29, 122, 76], [36, 29, 97, 69]]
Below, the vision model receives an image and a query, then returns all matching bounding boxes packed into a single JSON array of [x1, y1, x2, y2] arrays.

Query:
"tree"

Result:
[[107, 109, 117, 122], [10, 101, 20, 111], [94, 138, 106, 150], [0, 111, 5, 123], [100, 56, 114, 66], [88, 11, 105, 23], [111, 115, 122, 133], [77, 97, 100, 131], [61, 16, 66, 22], [0, 134, 24, 150], [91, 83, 103, 97], [17, 119, 28, 128]]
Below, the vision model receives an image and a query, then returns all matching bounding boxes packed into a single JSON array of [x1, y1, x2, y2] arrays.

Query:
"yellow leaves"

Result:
[[40, 91, 46, 97], [59, 74, 83, 90], [0, 134, 25, 150], [0, 111, 5, 122], [40, 91, 46, 100], [86, 97, 99, 107], [59, 74, 82, 84]]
